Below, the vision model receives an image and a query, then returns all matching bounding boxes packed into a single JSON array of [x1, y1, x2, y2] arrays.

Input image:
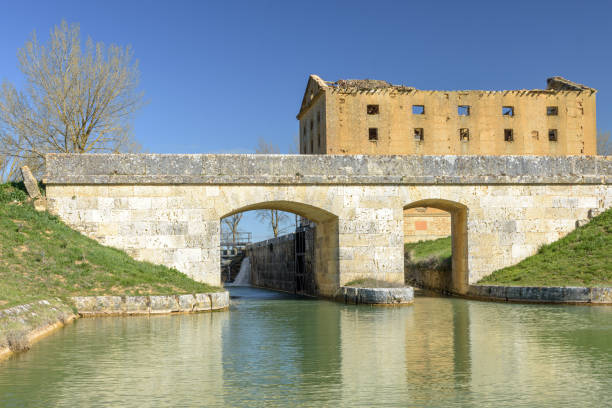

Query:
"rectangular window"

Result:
[[547, 106, 558, 116], [502, 106, 514, 116], [317, 111, 321, 122], [459, 128, 470, 141], [318, 132, 321, 147], [412, 105, 425, 115], [548, 129, 558, 142], [369, 128, 378, 141], [504, 129, 514, 142], [367, 104, 379, 115], [414, 128, 424, 141], [458, 105, 470, 116]]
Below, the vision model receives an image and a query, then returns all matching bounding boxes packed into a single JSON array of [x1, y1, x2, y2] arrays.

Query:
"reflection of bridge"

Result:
[[44, 154, 611, 297]]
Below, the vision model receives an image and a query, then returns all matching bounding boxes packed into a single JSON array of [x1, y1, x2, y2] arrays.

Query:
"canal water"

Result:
[[1, 287, 611, 407]]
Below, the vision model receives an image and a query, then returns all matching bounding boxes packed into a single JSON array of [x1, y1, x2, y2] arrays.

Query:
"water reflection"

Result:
[[0, 287, 611, 407]]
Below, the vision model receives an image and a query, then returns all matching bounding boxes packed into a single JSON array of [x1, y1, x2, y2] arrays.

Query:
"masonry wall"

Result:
[[44, 154, 612, 295], [403, 207, 451, 243], [303, 88, 596, 156]]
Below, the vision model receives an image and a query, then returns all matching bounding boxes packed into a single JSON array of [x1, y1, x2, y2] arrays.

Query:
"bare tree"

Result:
[[597, 131, 612, 155], [254, 138, 296, 236], [0, 20, 144, 179], [222, 213, 243, 244], [256, 210, 290, 238]]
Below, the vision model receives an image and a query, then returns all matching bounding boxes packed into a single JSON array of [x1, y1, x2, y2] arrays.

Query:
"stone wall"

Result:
[[403, 207, 451, 243], [44, 154, 612, 296]]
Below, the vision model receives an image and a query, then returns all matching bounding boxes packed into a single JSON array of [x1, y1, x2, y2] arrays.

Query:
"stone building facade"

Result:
[[297, 75, 596, 156], [297, 74, 598, 243]]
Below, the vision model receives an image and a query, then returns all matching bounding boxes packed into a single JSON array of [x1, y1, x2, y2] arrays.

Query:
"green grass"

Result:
[[0, 183, 220, 308], [479, 208, 612, 287], [404, 236, 452, 262]]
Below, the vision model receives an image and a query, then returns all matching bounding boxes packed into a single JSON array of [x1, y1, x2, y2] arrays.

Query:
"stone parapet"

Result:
[[72, 292, 230, 316], [468, 285, 612, 304], [45, 154, 612, 185]]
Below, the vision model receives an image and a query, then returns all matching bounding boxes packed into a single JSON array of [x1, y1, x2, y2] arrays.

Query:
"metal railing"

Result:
[[220, 231, 252, 247]]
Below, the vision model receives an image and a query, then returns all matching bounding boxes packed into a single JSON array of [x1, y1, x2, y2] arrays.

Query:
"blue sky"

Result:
[[1, 0, 610, 240]]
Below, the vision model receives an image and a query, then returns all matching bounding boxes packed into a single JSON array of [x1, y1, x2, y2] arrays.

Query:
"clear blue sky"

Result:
[[1, 0, 611, 240]]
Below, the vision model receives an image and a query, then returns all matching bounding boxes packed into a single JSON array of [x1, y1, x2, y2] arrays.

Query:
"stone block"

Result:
[[20, 166, 41, 199], [124, 296, 149, 313], [149, 295, 180, 314]]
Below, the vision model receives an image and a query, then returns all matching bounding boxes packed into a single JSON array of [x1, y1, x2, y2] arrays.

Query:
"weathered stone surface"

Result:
[[468, 285, 612, 304], [194, 293, 212, 311], [208, 292, 230, 310], [336, 286, 414, 305], [124, 296, 149, 313], [45, 154, 612, 185], [149, 295, 180, 314], [71, 292, 228, 315], [177, 294, 196, 311], [20, 166, 41, 199]]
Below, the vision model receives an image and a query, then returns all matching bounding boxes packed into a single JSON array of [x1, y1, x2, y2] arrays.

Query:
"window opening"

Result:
[[504, 129, 514, 142], [369, 128, 378, 141], [502, 106, 514, 116], [548, 129, 558, 142], [547, 106, 558, 116], [367, 104, 379, 115], [414, 128, 424, 141], [459, 128, 470, 141], [412, 105, 425, 115], [458, 105, 470, 116]]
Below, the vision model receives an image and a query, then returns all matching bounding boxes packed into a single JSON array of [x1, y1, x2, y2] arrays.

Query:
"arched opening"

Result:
[[219, 201, 339, 297], [403, 199, 468, 294]]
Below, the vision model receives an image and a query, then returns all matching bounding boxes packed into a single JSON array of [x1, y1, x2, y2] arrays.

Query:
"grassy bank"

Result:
[[404, 236, 452, 263], [0, 183, 219, 309], [479, 208, 612, 287]]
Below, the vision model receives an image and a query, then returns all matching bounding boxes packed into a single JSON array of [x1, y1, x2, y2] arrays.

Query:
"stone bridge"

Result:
[[44, 154, 611, 297]]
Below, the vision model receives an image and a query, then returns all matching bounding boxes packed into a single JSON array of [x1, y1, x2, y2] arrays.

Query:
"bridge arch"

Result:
[[219, 199, 340, 296], [403, 199, 468, 294]]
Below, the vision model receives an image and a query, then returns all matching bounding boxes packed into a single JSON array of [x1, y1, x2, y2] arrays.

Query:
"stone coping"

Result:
[[72, 292, 230, 316], [335, 286, 414, 305], [45, 154, 611, 185], [468, 285, 612, 304]]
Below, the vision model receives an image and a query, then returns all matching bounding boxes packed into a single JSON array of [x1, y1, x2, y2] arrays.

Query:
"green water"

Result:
[[1, 287, 611, 407]]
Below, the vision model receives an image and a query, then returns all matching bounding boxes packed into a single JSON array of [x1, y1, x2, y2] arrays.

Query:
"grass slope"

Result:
[[404, 236, 452, 262], [0, 183, 219, 308], [479, 208, 612, 287]]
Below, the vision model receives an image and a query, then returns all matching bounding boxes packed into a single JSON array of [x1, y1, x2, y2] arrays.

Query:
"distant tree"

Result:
[[255, 137, 280, 154], [597, 131, 612, 155], [222, 213, 243, 244], [0, 20, 144, 180]]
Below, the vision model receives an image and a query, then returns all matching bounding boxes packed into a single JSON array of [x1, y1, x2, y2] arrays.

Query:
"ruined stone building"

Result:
[[297, 74, 598, 242]]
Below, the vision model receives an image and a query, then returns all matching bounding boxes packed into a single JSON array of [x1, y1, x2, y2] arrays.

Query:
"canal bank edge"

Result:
[[72, 291, 230, 316], [335, 286, 415, 305], [0, 299, 77, 361], [467, 285, 612, 304], [0, 291, 230, 362]]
